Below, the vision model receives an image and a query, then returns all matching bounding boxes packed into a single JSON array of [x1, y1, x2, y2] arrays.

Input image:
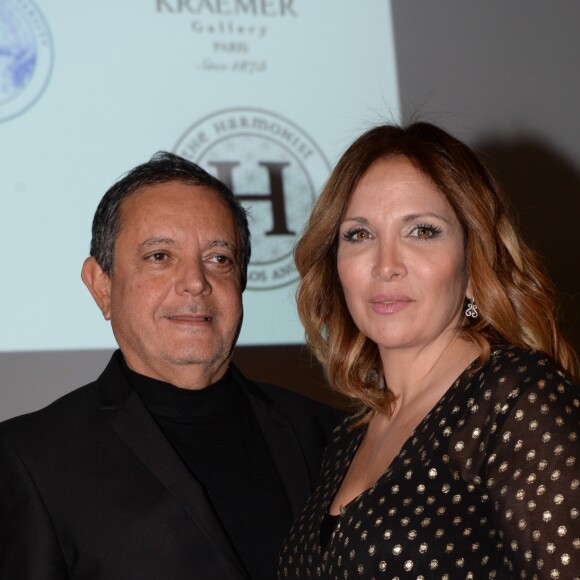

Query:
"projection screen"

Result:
[[0, 0, 400, 353]]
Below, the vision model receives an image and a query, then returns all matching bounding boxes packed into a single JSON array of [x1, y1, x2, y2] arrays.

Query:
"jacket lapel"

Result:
[[97, 353, 249, 580], [235, 368, 313, 517]]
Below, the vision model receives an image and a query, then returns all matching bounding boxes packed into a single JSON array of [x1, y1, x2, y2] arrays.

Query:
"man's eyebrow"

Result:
[[208, 240, 237, 251], [138, 238, 237, 251], [139, 237, 177, 248]]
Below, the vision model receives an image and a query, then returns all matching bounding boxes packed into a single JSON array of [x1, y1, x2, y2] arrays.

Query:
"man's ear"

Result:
[[81, 257, 113, 320]]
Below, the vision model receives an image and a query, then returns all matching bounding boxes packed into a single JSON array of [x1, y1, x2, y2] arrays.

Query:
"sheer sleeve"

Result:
[[484, 357, 579, 579]]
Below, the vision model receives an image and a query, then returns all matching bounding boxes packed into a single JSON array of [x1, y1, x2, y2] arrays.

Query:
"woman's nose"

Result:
[[372, 240, 407, 281]]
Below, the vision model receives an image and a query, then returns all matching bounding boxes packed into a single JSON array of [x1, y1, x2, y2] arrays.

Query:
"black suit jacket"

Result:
[[0, 352, 340, 579]]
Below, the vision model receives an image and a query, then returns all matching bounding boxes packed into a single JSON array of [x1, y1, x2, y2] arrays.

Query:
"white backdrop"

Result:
[[0, 0, 400, 352]]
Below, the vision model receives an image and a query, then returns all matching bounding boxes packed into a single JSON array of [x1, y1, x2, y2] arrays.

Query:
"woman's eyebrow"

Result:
[[402, 212, 451, 224]]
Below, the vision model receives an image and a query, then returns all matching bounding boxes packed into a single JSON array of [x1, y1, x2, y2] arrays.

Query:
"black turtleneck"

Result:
[[121, 359, 292, 580]]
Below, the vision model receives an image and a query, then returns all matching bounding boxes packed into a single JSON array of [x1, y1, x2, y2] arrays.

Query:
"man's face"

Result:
[[93, 181, 243, 387]]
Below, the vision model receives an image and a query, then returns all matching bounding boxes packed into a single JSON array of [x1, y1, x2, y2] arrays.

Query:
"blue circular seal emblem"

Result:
[[0, 0, 53, 122]]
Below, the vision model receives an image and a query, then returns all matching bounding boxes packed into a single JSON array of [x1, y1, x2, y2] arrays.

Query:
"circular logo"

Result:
[[0, 0, 53, 122], [175, 108, 330, 290]]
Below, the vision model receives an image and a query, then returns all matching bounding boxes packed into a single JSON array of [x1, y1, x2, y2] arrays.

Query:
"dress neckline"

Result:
[[329, 353, 483, 517]]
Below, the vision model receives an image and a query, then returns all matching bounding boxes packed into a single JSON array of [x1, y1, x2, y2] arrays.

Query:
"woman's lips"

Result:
[[369, 294, 413, 314]]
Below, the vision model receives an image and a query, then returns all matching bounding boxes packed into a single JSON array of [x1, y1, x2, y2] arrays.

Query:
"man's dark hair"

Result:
[[90, 151, 251, 289]]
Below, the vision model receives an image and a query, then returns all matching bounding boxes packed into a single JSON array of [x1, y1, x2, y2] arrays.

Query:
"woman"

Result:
[[278, 122, 579, 578]]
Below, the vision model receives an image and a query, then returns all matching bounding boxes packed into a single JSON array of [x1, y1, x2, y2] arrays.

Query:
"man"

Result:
[[0, 153, 340, 579]]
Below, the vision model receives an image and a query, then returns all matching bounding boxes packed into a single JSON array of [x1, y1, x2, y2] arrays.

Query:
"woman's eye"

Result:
[[410, 224, 442, 239], [342, 228, 372, 242]]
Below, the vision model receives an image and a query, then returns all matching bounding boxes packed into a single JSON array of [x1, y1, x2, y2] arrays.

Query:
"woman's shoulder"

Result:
[[450, 344, 578, 479], [482, 344, 573, 384], [472, 344, 578, 414]]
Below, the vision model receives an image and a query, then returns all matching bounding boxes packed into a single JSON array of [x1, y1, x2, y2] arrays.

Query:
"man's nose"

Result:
[[175, 259, 211, 296]]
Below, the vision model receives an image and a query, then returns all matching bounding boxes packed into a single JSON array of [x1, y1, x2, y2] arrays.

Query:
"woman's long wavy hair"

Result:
[[295, 122, 578, 419]]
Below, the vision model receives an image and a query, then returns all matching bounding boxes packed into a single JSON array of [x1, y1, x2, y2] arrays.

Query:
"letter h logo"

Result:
[[209, 161, 295, 236]]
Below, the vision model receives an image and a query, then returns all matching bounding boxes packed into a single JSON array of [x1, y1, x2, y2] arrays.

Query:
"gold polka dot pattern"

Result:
[[277, 346, 580, 579]]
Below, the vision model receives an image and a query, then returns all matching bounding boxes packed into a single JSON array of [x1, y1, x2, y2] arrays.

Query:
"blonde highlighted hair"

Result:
[[295, 122, 578, 417]]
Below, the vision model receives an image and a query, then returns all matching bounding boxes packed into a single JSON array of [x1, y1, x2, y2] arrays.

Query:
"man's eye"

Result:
[[212, 255, 232, 264], [147, 252, 168, 261]]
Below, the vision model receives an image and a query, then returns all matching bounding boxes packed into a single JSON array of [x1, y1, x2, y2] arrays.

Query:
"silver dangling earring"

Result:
[[465, 298, 478, 319]]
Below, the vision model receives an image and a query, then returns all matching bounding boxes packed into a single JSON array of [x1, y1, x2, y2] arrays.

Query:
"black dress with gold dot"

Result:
[[278, 346, 579, 579]]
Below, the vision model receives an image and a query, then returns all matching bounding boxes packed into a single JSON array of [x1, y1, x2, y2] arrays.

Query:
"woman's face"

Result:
[[337, 156, 469, 356]]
